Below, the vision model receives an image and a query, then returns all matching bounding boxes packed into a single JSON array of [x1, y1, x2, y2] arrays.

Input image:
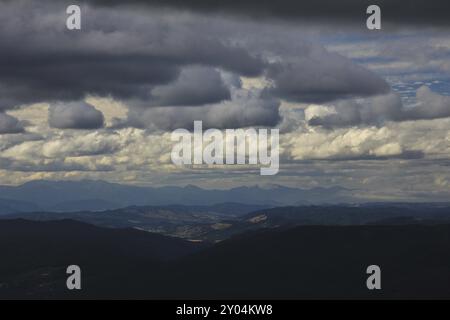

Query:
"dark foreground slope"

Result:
[[1, 220, 450, 299], [0, 219, 203, 299], [161, 225, 450, 299]]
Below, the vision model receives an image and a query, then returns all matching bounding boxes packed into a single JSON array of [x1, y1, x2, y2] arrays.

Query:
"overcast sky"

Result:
[[0, 0, 450, 202]]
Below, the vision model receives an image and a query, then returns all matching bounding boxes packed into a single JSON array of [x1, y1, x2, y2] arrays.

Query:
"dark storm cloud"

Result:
[[0, 0, 403, 135], [266, 51, 390, 103], [116, 88, 281, 131], [48, 101, 105, 129], [147, 67, 231, 107], [0, 113, 25, 134], [86, 0, 450, 26], [0, 44, 261, 111], [0, 0, 264, 112], [0, 54, 180, 109]]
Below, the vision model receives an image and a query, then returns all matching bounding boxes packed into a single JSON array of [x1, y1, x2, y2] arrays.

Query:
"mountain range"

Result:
[[2, 181, 450, 299], [4, 203, 450, 241], [0, 180, 351, 214]]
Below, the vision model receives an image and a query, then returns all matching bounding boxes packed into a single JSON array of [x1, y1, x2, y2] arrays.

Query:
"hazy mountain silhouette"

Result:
[[0, 180, 351, 213], [0, 198, 39, 215]]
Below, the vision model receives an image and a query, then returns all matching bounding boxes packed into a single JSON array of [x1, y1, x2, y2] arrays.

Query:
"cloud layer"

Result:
[[86, 0, 450, 26], [266, 49, 390, 103], [0, 0, 449, 202], [145, 66, 231, 107], [0, 0, 391, 127], [308, 86, 450, 128]]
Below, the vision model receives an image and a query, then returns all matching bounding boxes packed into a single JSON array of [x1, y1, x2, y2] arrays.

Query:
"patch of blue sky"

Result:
[[390, 77, 450, 105]]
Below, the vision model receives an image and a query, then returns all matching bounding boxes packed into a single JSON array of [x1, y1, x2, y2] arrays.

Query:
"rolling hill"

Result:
[[0, 219, 204, 299], [1, 219, 450, 299]]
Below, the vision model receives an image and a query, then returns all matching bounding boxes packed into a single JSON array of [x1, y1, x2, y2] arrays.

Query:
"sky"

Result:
[[0, 0, 450, 202]]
